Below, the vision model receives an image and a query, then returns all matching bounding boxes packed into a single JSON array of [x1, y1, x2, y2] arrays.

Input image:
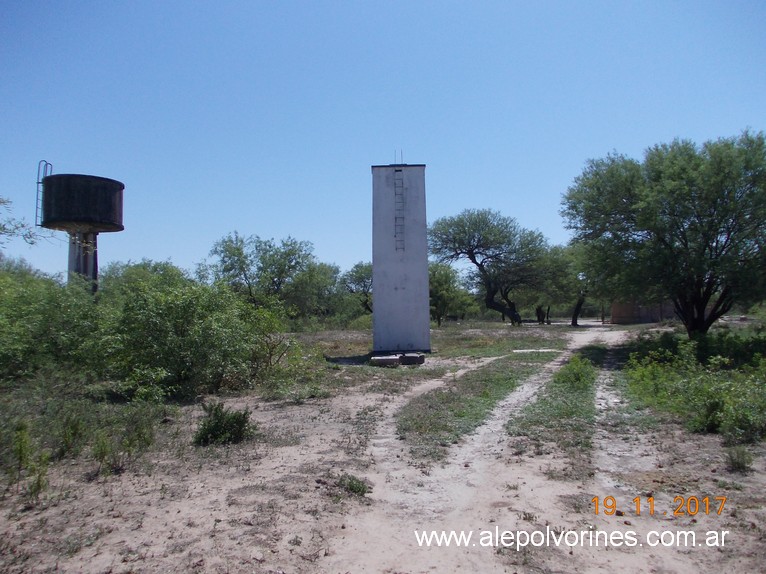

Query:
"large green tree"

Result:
[[208, 232, 314, 307], [429, 209, 547, 321], [562, 131, 766, 337]]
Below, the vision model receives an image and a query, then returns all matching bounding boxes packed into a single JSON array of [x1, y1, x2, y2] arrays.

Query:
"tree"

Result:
[[429, 209, 547, 321], [282, 261, 342, 319], [512, 245, 588, 326], [562, 130, 766, 337], [341, 261, 373, 314], [208, 233, 315, 308], [208, 232, 260, 304], [1, 197, 37, 247], [428, 262, 477, 326], [254, 236, 314, 297]]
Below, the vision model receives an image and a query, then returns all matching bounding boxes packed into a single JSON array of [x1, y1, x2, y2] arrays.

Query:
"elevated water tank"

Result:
[[37, 169, 125, 292], [41, 174, 124, 233]]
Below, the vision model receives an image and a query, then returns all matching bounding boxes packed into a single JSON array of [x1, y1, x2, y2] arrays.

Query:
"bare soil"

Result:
[[2, 323, 764, 573]]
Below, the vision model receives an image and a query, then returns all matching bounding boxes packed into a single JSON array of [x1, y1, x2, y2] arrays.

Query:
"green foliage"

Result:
[[206, 232, 368, 329], [55, 408, 89, 459], [10, 420, 32, 487], [257, 340, 329, 402], [429, 262, 474, 326], [0, 264, 58, 377], [25, 450, 50, 502], [0, 197, 37, 246], [563, 130, 766, 337], [0, 255, 321, 407], [113, 278, 262, 398], [552, 355, 598, 391], [397, 357, 534, 460], [507, 355, 598, 453], [429, 209, 550, 320], [725, 446, 754, 473], [91, 430, 113, 475], [341, 261, 373, 314], [624, 333, 766, 444], [347, 313, 373, 331], [337, 473, 370, 496], [89, 401, 161, 475], [193, 401, 253, 446]]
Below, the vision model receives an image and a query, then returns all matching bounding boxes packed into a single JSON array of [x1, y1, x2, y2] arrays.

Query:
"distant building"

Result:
[[371, 164, 431, 353], [610, 300, 676, 324]]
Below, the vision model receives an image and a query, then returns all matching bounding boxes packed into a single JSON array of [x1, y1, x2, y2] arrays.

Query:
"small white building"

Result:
[[371, 164, 431, 353]]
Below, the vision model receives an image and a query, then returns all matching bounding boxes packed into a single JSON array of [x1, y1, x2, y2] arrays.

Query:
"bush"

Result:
[[193, 401, 253, 446], [337, 473, 370, 496], [0, 259, 290, 399], [256, 340, 328, 402], [89, 401, 160, 475], [725, 445, 754, 473], [624, 334, 766, 444], [553, 355, 598, 391]]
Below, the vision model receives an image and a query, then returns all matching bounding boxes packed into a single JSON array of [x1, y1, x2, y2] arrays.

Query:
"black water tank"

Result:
[[41, 174, 124, 232]]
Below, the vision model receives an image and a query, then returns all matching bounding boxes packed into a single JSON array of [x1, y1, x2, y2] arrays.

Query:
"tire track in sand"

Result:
[[322, 326, 612, 574]]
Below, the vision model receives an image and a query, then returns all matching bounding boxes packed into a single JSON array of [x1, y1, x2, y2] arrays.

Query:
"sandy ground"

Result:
[[1, 323, 764, 573]]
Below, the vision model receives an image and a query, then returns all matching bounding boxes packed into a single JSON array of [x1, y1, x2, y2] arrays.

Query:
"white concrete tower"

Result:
[[372, 164, 431, 353]]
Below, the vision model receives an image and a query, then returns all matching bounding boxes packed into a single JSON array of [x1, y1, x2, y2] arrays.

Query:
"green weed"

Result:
[[337, 473, 370, 496], [10, 421, 32, 488], [193, 401, 253, 446], [506, 355, 598, 475], [725, 446, 754, 473], [623, 334, 766, 444], [397, 357, 537, 460]]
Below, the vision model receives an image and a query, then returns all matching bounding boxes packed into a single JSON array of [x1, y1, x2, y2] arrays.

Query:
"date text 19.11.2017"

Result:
[[591, 496, 727, 517]]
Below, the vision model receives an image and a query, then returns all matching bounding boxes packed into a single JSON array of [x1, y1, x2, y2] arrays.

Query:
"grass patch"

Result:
[[337, 473, 371, 496], [622, 333, 766, 444], [396, 356, 537, 460], [432, 322, 569, 358], [506, 355, 598, 477], [0, 371, 167, 484], [577, 344, 609, 367]]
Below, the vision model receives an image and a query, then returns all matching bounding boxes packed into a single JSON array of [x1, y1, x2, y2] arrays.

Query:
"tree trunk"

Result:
[[673, 283, 734, 338], [483, 284, 520, 323], [571, 295, 586, 327]]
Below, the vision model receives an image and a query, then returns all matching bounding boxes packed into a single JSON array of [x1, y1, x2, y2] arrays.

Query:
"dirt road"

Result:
[[2, 324, 764, 574]]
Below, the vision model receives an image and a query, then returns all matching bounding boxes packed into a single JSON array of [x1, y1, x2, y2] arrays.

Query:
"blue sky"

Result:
[[2, 0, 764, 277]]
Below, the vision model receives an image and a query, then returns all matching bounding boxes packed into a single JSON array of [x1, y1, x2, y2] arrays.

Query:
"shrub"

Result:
[[553, 355, 598, 391], [9, 420, 32, 487], [725, 446, 754, 473], [193, 401, 253, 446], [624, 334, 766, 444], [337, 473, 370, 496], [89, 401, 160, 475], [256, 340, 328, 402]]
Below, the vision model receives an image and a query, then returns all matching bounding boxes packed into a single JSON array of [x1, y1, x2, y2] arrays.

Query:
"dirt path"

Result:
[[322, 325, 620, 573], [322, 325, 765, 574], [2, 324, 764, 574]]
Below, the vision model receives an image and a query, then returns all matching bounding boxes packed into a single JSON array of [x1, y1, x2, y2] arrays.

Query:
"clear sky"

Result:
[[2, 0, 764, 277]]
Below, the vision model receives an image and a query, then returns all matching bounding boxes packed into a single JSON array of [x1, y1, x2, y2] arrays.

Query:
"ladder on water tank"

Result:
[[394, 169, 405, 251], [35, 160, 52, 227]]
